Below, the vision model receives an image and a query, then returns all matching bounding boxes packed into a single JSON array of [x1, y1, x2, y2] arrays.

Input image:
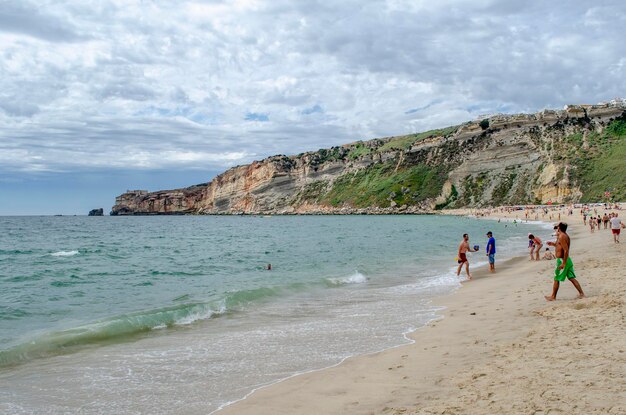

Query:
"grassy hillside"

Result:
[[573, 118, 626, 202], [299, 117, 626, 209], [322, 161, 445, 208], [292, 117, 626, 208]]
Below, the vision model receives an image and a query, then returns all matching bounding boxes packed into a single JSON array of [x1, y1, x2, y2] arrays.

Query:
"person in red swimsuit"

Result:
[[529, 234, 543, 261], [457, 233, 479, 280], [610, 213, 623, 243]]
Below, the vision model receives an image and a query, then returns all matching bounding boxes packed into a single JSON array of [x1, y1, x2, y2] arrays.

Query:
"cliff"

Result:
[[111, 101, 626, 215]]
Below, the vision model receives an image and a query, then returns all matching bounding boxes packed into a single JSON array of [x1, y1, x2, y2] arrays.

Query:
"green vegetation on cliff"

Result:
[[310, 146, 347, 165], [293, 180, 329, 204], [376, 126, 458, 152], [347, 142, 372, 160], [574, 118, 626, 202], [323, 161, 445, 208], [456, 173, 491, 207]]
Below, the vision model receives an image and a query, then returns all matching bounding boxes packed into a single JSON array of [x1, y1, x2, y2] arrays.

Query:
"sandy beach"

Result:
[[218, 208, 625, 414]]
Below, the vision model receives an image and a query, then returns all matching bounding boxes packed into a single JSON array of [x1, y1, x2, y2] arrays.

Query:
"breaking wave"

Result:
[[326, 271, 368, 286], [50, 250, 79, 257], [0, 301, 226, 367], [0, 284, 305, 367]]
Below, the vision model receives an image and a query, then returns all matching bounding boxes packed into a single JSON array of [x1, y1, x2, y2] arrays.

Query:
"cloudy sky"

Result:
[[1, 0, 625, 214]]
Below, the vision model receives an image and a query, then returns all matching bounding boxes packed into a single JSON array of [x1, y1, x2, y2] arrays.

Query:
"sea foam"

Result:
[[51, 250, 79, 257], [175, 300, 227, 325], [327, 271, 368, 286]]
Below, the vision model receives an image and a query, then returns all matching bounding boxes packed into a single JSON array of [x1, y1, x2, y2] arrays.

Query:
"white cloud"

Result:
[[0, 0, 625, 178]]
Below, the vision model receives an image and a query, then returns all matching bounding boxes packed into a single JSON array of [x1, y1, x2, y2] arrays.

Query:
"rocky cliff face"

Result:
[[111, 102, 626, 215]]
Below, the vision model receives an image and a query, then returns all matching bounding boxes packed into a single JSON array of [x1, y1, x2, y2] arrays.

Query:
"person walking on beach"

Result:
[[545, 222, 585, 301], [457, 234, 479, 280], [486, 231, 496, 273], [528, 234, 543, 261], [610, 213, 622, 243]]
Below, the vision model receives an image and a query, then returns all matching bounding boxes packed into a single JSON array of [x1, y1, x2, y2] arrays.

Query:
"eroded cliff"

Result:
[[111, 102, 626, 215]]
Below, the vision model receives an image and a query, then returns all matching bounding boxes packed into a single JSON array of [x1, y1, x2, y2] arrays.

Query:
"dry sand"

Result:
[[218, 209, 625, 415]]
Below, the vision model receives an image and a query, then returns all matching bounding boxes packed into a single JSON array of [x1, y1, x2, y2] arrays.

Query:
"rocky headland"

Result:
[[111, 101, 626, 215]]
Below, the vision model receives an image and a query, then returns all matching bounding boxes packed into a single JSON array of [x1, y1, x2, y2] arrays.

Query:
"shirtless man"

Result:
[[457, 233, 479, 280], [545, 222, 585, 301]]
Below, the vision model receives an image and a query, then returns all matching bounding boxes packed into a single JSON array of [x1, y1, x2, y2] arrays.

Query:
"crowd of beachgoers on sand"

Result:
[[450, 203, 624, 303]]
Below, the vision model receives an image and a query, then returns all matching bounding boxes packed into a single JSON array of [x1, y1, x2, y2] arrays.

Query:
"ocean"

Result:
[[0, 215, 548, 414]]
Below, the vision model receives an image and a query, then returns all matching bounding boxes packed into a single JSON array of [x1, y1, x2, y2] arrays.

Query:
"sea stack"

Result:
[[88, 208, 104, 216]]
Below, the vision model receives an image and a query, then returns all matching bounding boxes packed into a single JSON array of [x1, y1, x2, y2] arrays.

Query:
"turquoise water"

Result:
[[0, 215, 548, 413]]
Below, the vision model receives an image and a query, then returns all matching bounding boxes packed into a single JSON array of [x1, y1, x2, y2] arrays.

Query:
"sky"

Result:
[[1, 0, 625, 215]]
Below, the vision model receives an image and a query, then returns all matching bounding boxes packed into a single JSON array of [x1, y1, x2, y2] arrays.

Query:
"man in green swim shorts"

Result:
[[545, 222, 585, 301]]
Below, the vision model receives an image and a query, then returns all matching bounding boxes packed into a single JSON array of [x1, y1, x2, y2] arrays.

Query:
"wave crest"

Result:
[[0, 302, 226, 367], [326, 271, 368, 286], [50, 250, 79, 257]]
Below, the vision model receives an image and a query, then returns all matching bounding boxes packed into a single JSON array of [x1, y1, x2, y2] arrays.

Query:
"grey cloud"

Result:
[[273, 0, 626, 109], [0, 115, 252, 173], [94, 83, 157, 102], [265, 94, 310, 106], [0, 0, 85, 42], [0, 72, 68, 118], [242, 122, 354, 157], [170, 87, 190, 103], [0, 100, 39, 117]]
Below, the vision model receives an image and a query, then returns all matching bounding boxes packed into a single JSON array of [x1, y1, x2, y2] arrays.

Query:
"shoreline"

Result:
[[212, 252, 539, 415], [217, 208, 625, 415], [214, 215, 544, 413], [210, 315, 438, 415], [212, 216, 550, 414]]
